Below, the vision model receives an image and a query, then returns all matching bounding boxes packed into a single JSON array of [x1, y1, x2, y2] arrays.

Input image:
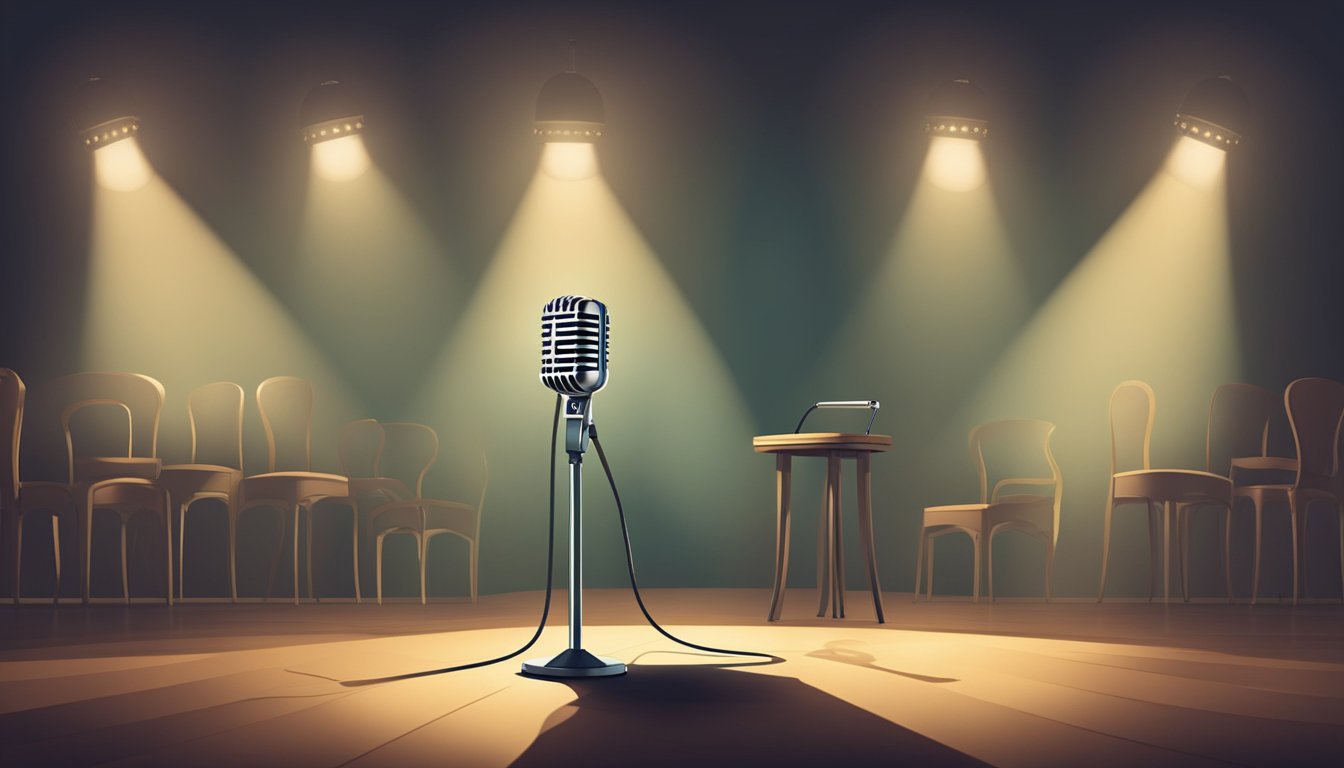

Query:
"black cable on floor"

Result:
[[339, 395, 563, 687], [589, 424, 780, 665]]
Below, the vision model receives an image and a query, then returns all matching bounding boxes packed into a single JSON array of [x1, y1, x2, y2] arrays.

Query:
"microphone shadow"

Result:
[[509, 656, 986, 767]]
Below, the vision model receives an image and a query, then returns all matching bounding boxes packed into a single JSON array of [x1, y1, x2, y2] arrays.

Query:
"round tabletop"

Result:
[[752, 432, 893, 454]]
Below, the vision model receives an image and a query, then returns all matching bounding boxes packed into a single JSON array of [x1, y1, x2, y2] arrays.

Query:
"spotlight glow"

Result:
[[92, 136, 151, 192], [1165, 135, 1226, 190], [924, 136, 986, 192], [310, 134, 370, 182], [540, 142, 599, 181], [297, 150, 459, 409], [948, 145, 1238, 596], [84, 167, 364, 467], [412, 159, 759, 593]]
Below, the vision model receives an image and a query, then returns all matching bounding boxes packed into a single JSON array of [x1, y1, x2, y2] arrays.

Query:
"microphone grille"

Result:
[[540, 295, 609, 396]]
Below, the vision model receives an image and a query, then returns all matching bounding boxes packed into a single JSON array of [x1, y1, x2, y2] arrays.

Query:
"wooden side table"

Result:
[[753, 433, 891, 622]]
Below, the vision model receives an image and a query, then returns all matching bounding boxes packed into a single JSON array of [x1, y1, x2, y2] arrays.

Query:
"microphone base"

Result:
[[521, 648, 627, 678]]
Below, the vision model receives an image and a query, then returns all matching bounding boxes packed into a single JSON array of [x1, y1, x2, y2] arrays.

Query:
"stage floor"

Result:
[[3, 589, 1343, 767]]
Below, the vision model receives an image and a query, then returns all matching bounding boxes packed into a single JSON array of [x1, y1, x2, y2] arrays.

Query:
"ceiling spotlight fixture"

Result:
[[77, 77, 141, 149], [300, 80, 364, 144], [301, 80, 369, 181], [533, 46, 605, 143], [1173, 75, 1247, 150], [924, 79, 989, 140]]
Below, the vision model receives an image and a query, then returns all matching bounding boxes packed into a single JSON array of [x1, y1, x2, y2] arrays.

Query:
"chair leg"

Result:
[[375, 532, 385, 606], [469, 540, 479, 605], [1222, 503, 1234, 604], [1147, 501, 1159, 602], [292, 503, 301, 606], [418, 533, 428, 606], [11, 513, 21, 605], [1251, 498, 1263, 605], [178, 502, 188, 601], [1289, 493, 1301, 606], [987, 529, 995, 602], [265, 508, 285, 602], [913, 526, 926, 603], [227, 505, 238, 604], [1098, 495, 1115, 602], [305, 504, 316, 603], [1333, 505, 1344, 607], [83, 500, 94, 605], [927, 537, 935, 601], [50, 515, 61, 603], [1045, 536, 1054, 603], [351, 506, 362, 605], [163, 493, 173, 606], [117, 517, 130, 603], [1179, 504, 1191, 603], [971, 533, 981, 604]]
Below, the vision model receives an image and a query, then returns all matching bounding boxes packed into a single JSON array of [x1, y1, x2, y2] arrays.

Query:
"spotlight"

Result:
[[533, 71, 605, 144], [78, 77, 149, 191], [923, 79, 989, 140], [301, 80, 369, 181], [1173, 75, 1247, 150]]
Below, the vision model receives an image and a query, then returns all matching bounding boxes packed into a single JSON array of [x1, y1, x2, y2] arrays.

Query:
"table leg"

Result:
[[768, 455, 792, 622], [856, 453, 885, 623], [829, 454, 845, 619], [816, 473, 831, 618]]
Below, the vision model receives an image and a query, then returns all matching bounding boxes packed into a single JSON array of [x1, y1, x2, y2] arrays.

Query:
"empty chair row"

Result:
[[915, 378, 1344, 605], [0, 369, 485, 605]]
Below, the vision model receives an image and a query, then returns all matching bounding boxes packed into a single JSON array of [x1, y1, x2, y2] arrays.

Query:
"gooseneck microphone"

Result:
[[523, 295, 627, 678]]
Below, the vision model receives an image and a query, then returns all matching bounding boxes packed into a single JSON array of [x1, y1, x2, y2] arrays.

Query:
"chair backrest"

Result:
[[1284, 377, 1344, 494], [56, 373, 165, 485], [338, 418, 384, 480], [969, 419, 1062, 543], [379, 422, 438, 499], [256, 376, 313, 472], [188, 381, 244, 469], [1109, 380, 1155, 476], [0, 369, 23, 509], [1205, 383, 1278, 475]]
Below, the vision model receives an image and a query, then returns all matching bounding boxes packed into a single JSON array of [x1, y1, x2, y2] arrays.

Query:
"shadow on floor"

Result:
[[510, 657, 985, 767]]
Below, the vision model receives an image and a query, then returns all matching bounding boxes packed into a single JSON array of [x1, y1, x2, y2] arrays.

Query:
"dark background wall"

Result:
[[2, 0, 1342, 601]]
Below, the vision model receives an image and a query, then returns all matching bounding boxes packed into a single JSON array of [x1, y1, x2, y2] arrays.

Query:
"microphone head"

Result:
[[540, 295, 609, 397]]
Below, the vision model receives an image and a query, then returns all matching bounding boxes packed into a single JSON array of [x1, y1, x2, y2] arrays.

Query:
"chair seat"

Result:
[[159, 464, 243, 499], [371, 498, 476, 534], [241, 471, 348, 505], [922, 503, 987, 530], [1113, 469, 1229, 503], [75, 457, 162, 483]]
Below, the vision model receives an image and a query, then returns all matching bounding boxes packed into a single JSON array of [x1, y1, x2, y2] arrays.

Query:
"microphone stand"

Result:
[[522, 395, 627, 678]]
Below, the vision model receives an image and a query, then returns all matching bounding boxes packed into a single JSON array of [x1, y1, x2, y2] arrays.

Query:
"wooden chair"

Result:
[[158, 382, 245, 601], [2, 369, 76, 604], [53, 372, 173, 605], [1181, 383, 1280, 602], [309, 418, 404, 603], [915, 419, 1061, 603], [237, 377, 347, 605], [1234, 377, 1344, 605], [369, 422, 487, 604], [1098, 380, 1232, 603]]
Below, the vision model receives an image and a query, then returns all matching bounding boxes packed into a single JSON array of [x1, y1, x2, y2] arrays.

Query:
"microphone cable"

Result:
[[339, 394, 563, 686], [589, 424, 777, 663]]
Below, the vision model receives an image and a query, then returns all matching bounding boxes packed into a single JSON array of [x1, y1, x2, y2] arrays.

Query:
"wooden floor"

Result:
[[2, 589, 1343, 767]]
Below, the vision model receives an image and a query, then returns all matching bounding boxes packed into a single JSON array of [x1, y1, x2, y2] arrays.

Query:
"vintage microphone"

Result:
[[522, 295, 627, 678]]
